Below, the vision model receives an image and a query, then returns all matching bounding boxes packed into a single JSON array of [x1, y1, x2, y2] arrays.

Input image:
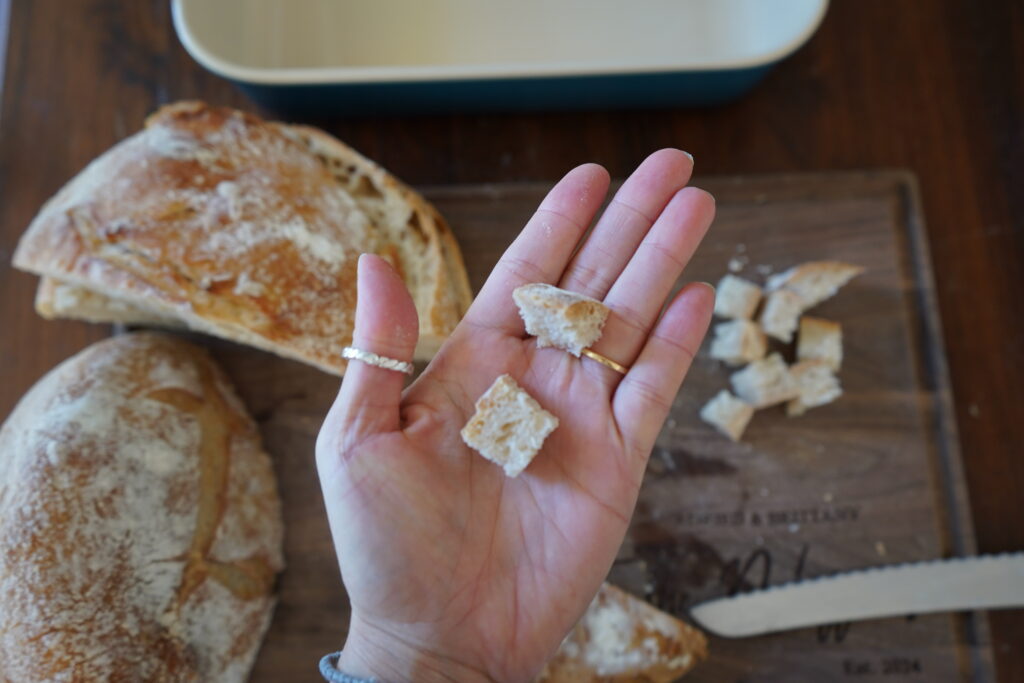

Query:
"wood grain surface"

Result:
[[200, 173, 989, 681], [0, 0, 1021, 680]]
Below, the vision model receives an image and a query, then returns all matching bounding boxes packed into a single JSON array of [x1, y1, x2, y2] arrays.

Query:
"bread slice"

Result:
[[796, 316, 843, 371], [786, 360, 843, 416], [759, 289, 804, 343], [15, 102, 473, 375], [709, 319, 767, 366], [538, 582, 707, 682], [460, 374, 558, 477], [283, 123, 473, 358], [766, 261, 864, 309], [700, 390, 755, 441], [35, 277, 183, 327], [730, 353, 799, 408], [513, 283, 610, 356], [0, 333, 283, 681], [713, 274, 762, 320]]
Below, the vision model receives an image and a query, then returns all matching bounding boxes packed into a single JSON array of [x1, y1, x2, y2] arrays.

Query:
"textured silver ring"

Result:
[[342, 346, 414, 375]]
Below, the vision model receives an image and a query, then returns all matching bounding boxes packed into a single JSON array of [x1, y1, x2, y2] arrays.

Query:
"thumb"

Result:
[[328, 253, 419, 441]]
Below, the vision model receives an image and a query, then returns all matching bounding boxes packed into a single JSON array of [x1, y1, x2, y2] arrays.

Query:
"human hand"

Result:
[[316, 149, 715, 682]]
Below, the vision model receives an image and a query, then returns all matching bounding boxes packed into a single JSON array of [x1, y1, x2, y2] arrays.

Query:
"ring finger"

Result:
[[559, 148, 694, 300], [583, 187, 715, 383]]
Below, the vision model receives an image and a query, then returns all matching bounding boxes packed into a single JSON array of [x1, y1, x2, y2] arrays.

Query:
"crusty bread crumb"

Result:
[[460, 374, 558, 477], [700, 390, 755, 441], [709, 319, 767, 366], [759, 289, 804, 343], [713, 274, 762, 320], [513, 283, 610, 357], [538, 583, 707, 682], [797, 316, 843, 371], [730, 353, 799, 408], [766, 261, 864, 309], [786, 360, 843, 416]]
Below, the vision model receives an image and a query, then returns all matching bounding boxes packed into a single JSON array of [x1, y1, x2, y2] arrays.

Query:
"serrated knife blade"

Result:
[[689, 553, 1024, 638]]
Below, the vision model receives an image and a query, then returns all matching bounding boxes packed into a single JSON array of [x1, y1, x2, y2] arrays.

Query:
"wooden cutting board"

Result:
[[199, 171, 993, 682]]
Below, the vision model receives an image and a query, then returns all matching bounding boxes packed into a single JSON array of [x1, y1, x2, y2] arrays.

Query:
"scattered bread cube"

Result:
[[730, 353, 799, 408], [513, 283, 610, 357], [765, 261, 864, 309], [709, 320, 767, 366], [786, 360, 843, 416], [460, 374, 559, 477], [698, 259, 862, 440], [759, 289, 804, 343], [538, 583, 708, 682], [797, 316, 843, 371], [700, 390, 755, 441], [713, 274, 762, 320]]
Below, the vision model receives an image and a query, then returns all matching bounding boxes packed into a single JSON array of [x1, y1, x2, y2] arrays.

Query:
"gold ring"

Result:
[[581, 348, 629, 374]]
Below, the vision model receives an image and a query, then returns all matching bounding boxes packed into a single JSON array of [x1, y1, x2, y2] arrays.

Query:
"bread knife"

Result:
[[689, 553, 1024, 637]]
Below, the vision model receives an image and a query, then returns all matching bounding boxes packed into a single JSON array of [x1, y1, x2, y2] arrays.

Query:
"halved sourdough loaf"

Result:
[[16, 102, 472, 374]]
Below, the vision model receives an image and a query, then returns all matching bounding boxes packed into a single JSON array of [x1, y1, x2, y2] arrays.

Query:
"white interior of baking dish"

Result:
[[173, 0, 828, 84]]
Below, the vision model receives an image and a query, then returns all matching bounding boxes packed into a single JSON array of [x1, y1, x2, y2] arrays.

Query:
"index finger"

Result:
[[462, 163, 610, 334]]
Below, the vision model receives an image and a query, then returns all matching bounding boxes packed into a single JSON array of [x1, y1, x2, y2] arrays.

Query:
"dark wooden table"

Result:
[[1, 1, 1020, 679]]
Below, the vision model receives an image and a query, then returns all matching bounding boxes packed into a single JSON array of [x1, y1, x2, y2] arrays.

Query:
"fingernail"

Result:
[[698, 281, 716, 293], [683, 151, 694, 162]]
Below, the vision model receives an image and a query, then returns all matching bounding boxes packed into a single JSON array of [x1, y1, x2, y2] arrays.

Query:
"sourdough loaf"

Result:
[[0, 333, 283, 681], [15, 102, 472, 374]]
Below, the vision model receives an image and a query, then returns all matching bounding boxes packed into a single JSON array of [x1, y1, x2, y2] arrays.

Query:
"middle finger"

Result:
[[584, 187, 715, 383], [558, 148, 694, 300]]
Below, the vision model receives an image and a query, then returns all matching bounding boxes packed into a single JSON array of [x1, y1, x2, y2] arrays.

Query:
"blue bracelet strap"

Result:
[[319, 652, 379, 683]]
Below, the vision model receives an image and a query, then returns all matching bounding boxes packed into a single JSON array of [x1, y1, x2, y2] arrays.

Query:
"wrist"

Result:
[[337, 617, 493, 683]]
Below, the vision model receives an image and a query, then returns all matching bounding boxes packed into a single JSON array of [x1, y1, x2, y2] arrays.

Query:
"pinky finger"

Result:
[[612, 282, 715, 457]]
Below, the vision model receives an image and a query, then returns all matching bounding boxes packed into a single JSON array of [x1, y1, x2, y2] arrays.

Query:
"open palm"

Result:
[[316, 150, 715, 682]]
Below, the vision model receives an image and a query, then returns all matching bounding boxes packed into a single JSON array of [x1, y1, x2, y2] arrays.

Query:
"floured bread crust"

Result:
[[16, 102, 472, 374], [538, 583, 707, 682], [0, 333, 283, 681]]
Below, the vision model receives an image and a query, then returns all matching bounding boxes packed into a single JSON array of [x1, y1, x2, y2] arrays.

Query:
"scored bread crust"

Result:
[[16, 102, 472, 374], [0, 333, 283, 681]]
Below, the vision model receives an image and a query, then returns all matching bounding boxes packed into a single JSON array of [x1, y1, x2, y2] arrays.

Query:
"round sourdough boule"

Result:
[[0, 333, 284, 681]]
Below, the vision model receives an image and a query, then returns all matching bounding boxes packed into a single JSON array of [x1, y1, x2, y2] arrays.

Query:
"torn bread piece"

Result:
[[797, 316, 843, 371], [730, 353, 799, 408], [460, 374, 558, 477], [786, 360, 843, 416], [766, 261, 864, 309], [709, 319, 767, 366], [513, 283, 610, 357], [538, 582, 707, 682], [700, 390, 755, 441], [713, 274, 762, 320], [759, 289, 804, 343]]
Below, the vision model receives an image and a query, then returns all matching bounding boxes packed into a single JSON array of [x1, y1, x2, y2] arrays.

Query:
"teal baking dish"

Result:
[[172, 0, 828, 115]]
